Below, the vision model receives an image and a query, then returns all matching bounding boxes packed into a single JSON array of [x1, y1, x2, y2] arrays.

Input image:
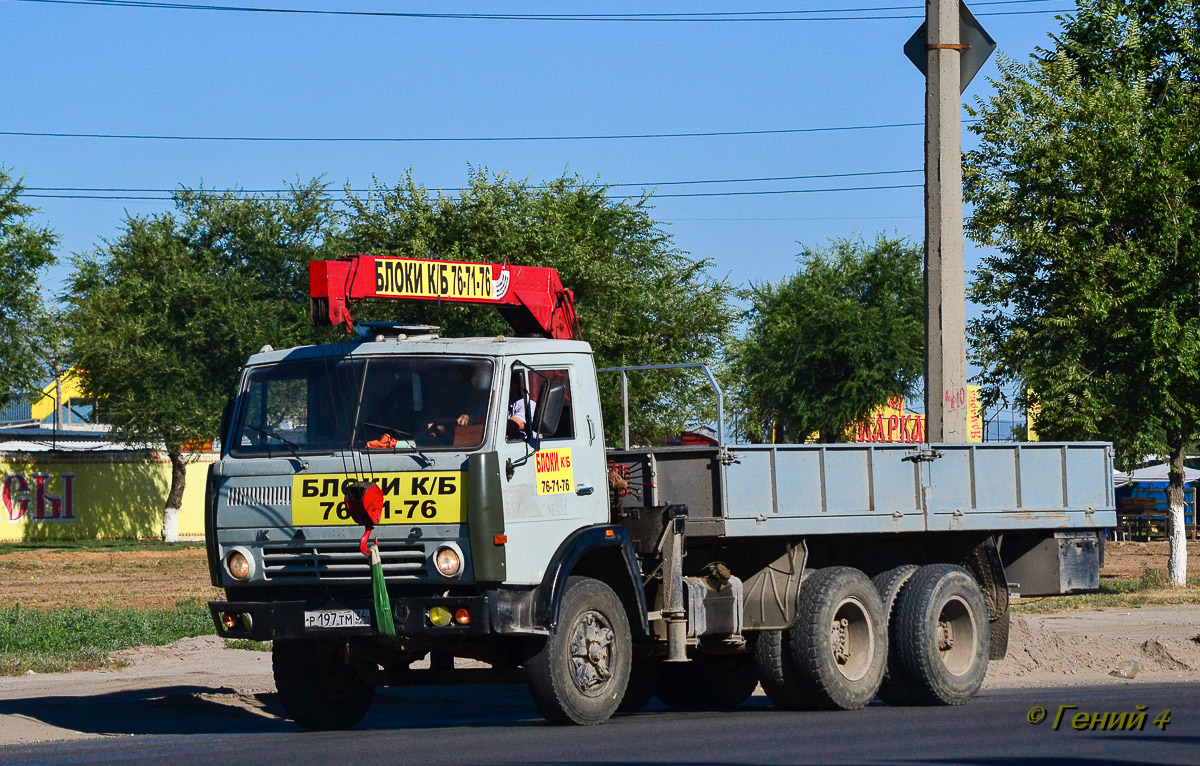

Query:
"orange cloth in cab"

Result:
[[366, 433, 398, 449]]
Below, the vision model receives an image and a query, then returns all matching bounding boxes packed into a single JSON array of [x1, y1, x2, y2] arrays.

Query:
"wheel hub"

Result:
[[937, 594, 978, 677], [568, 610, 615, 696], [832, 617, 851, 665], [937, 620, 954, 651]]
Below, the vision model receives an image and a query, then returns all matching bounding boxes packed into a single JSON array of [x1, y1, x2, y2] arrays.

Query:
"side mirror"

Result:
[[531, 381, 566, 439], [218, 398, 234, 457]]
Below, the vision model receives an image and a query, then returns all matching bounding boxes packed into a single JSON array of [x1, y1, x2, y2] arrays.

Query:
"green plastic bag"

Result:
[[369, 543, 397, 639]]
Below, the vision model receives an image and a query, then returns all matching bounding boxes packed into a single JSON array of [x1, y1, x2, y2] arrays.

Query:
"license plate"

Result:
[[303, 609, 371, 629]]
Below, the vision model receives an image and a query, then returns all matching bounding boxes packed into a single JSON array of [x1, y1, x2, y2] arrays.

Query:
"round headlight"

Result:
[[434, 545, 462, 577], [227, 550, 250, 580]]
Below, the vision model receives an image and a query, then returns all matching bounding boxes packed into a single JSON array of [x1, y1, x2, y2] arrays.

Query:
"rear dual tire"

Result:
[[871, 564, 919, 705], [788, 567, 887, 710], [753, 567, 887, 711], [889, 564, 990, 706]]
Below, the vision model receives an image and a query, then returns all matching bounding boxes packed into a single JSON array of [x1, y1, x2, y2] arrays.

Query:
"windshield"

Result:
[[229, 355, 494, 456]]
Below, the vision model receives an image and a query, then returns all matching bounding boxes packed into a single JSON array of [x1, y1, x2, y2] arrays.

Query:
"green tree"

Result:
[[68, 184, 337, 539], [964, 0, 1200, 584], [0, 169, 58, 409], [731, 235, 924, 443], [335, 170, 735, 444]]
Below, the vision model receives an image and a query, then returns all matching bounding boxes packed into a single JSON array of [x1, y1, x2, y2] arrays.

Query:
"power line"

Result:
[[11, 0, 1075, 22], [19, 182, 923, 201], [21, 168, 922, 195], [669, 215, 923, 221], [654, 183, 920, 198], [0, 121, 932, 143]]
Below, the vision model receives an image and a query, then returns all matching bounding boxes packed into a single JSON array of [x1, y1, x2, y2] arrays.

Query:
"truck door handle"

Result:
[[576, 485, 594, 496]]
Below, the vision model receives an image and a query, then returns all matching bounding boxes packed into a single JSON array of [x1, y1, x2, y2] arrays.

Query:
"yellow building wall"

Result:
[[30, 368, 89, 422], [0, 452, 213, 541]]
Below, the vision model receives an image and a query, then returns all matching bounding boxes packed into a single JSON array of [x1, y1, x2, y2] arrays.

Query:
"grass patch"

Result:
[[1013, 572, 1200, 614], [0, 599, 215, 675], [0, 540, 203, 555], [225, 639, 272, 652]]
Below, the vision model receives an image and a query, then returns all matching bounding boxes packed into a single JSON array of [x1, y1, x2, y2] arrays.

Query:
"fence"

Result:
[[0, 451, 212, 541]]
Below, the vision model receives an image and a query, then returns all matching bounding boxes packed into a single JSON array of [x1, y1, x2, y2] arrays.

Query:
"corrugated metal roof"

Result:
[[0, 423, 134, 453], [0, 400, 33, 423]]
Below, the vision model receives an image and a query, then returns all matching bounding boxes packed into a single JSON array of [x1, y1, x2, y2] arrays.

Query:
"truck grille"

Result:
[[261, 541, 426, 581], [227, 485, 291, 507]]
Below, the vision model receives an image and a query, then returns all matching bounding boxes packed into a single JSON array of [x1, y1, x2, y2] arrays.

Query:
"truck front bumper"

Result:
[[209, 595, 492, 641]]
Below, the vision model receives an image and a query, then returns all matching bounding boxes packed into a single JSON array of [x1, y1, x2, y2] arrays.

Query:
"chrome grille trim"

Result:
[[227, 486, 291, 507], [261, 541, 425, 581]]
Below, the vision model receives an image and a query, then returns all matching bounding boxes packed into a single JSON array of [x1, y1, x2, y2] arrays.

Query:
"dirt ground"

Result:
[[986, 607, 1200, 688], [0, 546, 222, 610], [1100, 539, 1200, 579]]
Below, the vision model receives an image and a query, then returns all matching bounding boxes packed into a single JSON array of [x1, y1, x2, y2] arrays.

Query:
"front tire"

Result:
[[527, 576, 632, 725], [272, 639, 375, 731], [892, 564, 990, 705], [787, 567, 887, 711]]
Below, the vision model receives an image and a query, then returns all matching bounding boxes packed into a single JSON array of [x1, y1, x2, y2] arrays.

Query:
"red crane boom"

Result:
[[309, 255, 580, 340]]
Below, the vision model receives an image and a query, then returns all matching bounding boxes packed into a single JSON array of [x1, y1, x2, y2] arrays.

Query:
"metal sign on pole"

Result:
[[904, 3, 996, 93], [904, 0, 993, 444]]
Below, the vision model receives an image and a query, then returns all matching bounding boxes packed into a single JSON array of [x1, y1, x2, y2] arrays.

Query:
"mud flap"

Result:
[[989, 608, 1010, 660]]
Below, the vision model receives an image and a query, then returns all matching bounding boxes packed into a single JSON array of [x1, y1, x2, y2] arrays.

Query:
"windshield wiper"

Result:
[[248, 425, 310, 469]]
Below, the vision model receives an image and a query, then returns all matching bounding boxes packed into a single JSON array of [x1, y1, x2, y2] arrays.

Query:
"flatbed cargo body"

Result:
[[608, 442, 1116, 538]]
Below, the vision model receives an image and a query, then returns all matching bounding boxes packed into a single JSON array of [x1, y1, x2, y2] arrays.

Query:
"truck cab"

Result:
[[209, 331, 614, 600]]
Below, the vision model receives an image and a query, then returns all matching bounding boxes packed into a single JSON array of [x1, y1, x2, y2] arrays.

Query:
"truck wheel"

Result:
[[750, 629, 813, 710], [892, 564, 990, 705], [787, 566, 887, 711], [654, 654, 759, 710], [272, 639, 375, 730], [616, 655, 659, 714], [527, 576, 631, 725], [871, 564, 919, 706]]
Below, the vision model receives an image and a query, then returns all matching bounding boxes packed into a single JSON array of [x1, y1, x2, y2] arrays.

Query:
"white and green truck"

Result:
[[206, 255, 1115, 729]]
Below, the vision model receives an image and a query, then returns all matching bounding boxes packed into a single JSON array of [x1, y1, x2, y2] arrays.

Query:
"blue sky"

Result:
[[4, 0, 1075, 420]]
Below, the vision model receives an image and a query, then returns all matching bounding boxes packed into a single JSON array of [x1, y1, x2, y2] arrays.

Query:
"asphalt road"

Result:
[[2, 681, 1196, 765]]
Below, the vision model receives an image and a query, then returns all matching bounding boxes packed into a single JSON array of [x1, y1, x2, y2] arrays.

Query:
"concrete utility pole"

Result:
[[923, 0, 968, 442]]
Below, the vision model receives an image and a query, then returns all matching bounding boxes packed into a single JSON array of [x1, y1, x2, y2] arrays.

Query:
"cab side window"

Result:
[[532, 369, 575, 439]]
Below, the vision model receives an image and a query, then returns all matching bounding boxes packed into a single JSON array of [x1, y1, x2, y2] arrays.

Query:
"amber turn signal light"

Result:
[[428, 605, 452, 626], [454, 607, 471, 625]]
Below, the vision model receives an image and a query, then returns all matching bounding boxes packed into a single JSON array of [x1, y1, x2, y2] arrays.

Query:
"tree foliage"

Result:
[[731, 235, 924, 443], [966, 0, 1200, 459], [67, 183, 338, 530], [335, 170, 735, 444], [67, 170, 732, 531], [0, 168, 58, 408], [964, 0, 1200, 583]]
